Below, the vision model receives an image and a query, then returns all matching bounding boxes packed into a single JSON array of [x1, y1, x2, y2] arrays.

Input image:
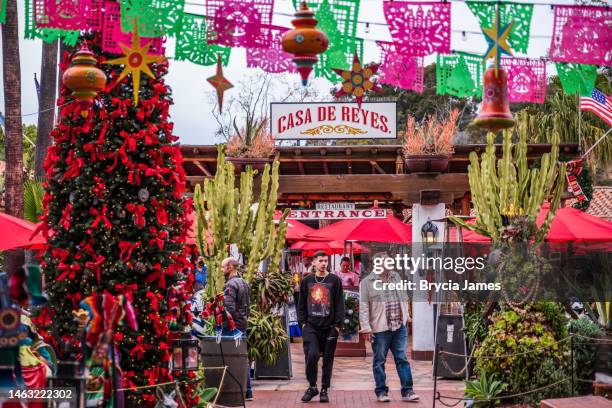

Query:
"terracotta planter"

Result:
[[226, 157, 270, 174], [404, 154, 449, 173]]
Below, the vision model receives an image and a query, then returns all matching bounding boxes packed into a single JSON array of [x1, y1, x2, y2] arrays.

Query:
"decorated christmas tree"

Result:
[[39, 31, 193, 406]]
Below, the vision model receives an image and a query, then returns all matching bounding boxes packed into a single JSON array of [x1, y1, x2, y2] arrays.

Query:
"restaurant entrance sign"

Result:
[[271, 102, 397, 140], [287, 208, 387, 220]]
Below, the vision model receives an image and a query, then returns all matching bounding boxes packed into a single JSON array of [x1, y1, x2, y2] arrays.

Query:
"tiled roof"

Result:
[[572, 186, 612, 221]]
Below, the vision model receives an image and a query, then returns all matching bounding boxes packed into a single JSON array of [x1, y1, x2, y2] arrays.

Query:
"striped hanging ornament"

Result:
[[566, 160, 588, 202]]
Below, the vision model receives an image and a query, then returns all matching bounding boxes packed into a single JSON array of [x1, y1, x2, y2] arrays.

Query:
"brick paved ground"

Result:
[[243, 341, 465, 408]]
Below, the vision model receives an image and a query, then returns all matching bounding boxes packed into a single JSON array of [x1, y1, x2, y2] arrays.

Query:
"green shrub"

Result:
[[474, 303, 570, 403], [569, 317, 605, 394]]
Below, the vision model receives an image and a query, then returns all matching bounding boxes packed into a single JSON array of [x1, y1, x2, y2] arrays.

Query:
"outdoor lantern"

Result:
[[47, 360, 86, 408], [421, 220, 439, 245], [62, 43, 107, 118], [171, 333, 200, 372]]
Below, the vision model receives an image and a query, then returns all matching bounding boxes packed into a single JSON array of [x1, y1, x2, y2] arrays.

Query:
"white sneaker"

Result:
[[401, 392, 420, 402], [377, 393, 391, 403]]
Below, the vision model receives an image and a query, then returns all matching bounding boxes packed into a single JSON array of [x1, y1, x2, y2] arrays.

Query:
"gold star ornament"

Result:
[[333, 53, 382, 108], [207, 54, 234, 113], [104, 23, 165, 106]]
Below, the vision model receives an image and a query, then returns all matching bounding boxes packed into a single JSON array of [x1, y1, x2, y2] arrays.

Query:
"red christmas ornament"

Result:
[[62, 43, 107, 118], [282, 1, 329, 86]]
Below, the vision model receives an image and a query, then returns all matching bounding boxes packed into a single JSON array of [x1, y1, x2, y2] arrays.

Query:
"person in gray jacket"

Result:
[[222, 257, 253, 400], [359, 253, 419, 403]]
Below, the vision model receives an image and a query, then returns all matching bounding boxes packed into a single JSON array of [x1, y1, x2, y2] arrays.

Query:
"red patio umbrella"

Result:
[[0, 212, 47, 251], [460, 203, 612, 243], [186, 210, 315, 244], [274, 211, 316, 242], [303, 212, 412, 244], [290, 240, 368, 256], [537, 202, 612, 243]]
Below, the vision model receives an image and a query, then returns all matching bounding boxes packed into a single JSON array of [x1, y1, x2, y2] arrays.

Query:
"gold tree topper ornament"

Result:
[[104, 22, 166, 106], [333, 53, 382, 108]]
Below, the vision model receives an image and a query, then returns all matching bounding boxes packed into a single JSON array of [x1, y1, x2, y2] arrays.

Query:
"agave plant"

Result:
[[464, 372, 507, 408], [225, 117, 275, 158]]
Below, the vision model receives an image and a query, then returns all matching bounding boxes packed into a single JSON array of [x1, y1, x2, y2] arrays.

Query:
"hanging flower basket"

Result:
[[404, 154, 450, 173]]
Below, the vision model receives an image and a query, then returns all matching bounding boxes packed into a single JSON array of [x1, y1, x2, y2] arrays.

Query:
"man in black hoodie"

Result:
[[298, 251, 344, 403]]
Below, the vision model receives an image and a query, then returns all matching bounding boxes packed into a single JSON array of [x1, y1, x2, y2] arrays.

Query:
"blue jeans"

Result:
[[221, 328, 252, 394], [371, 324, 413, 397]]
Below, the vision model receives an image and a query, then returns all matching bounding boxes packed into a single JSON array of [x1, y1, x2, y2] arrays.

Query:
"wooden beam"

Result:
[[277, 157, 397, 163], [276, 174, 470, 205], [370, 161, 386, 174], [194, 161, 212, 177], [297, 161, 305, 175], [347, 161, 353, 174], [322, 162, 329, 175], [186, 174, 470, 205]]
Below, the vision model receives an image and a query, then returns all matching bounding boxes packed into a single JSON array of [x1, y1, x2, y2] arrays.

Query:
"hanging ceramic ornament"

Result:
[[282, 1, 329, 86], [103, 22, 165, 106], [333, 53, 382, 108], [207, 54, 234, 113], [472, 5, 515, 132]]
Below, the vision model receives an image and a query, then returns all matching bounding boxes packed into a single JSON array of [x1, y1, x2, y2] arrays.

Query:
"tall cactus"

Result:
[[450, 129, 566, 243], [193, 147, 288, 297]]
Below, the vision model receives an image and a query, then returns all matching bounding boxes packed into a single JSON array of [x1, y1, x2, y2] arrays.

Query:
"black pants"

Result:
[[302, 324, 339, 389]]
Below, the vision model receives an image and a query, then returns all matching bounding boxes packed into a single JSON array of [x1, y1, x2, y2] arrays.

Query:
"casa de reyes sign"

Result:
[[271, 102, 397, 140]]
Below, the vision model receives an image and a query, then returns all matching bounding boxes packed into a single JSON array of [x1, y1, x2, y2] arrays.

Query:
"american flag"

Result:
[[580, 88, 612, 127]]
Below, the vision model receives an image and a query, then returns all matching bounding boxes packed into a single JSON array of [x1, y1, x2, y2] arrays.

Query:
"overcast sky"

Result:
[[1, 0, 584, 145]]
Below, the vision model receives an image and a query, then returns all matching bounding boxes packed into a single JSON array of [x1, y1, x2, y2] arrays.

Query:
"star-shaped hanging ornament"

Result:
[[207, 54, 233, 113], [481, 5, 515, 69], [104, 22, 165, 106], [333, 53, 382, 108]]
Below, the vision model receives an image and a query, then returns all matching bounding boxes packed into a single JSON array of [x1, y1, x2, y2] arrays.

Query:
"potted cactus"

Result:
[[225, 117, 275, 174], [402, 109, 458, 173]]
